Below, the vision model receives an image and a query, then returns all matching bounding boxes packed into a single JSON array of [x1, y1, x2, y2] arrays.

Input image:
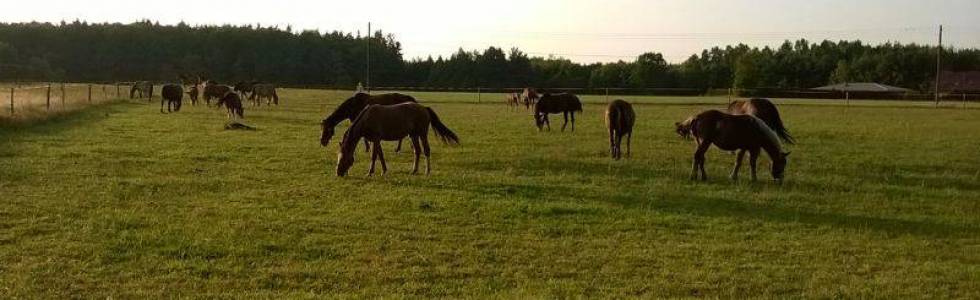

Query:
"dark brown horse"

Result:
[[522, 88, 539, 110], [234, 81, 256, 99], [335, 103, 459, 177], [203, 81, 233, 106], [534, 93, 583, 132], [728, 98, 795, 144], [160, 84, 183, 113], [605, 99, 635, 160], [320, 93, 417, 151], [217, 92, 244, 119], [186, 84, 200, 106], [676, 110, 790, 182]]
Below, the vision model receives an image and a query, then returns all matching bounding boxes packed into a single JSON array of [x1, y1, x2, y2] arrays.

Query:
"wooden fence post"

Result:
[[102, 85, 107, 101], [477, 87, 481, 103], [61, 83, 66, 110], [605, 88, 610, 104], [46, 84, 52, 111], [88, 84, 92, 103], [116, 83, 120, 98], [9, 87, 14, 115]]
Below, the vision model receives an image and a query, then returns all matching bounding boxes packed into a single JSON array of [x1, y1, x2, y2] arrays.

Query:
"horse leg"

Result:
[[615, 133, 625, 161], [545, 115, 551, 131], [561, 112, 569, 132], [731, 150, 747, 181], [364, 139, 371, 153], [160, 99, 166, 113], [749, 148, 760, 181], [691, 142, 710, 181], [421, 135, 432, 175], [395, 139, 403, 153], [375, 141, 388, 176], [368, 143, 379, 176], [571, 112, 576, 132], [411, 136, 422, 175]]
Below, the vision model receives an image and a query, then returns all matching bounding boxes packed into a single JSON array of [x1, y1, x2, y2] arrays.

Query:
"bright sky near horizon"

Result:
[[2, 0, 978, 63]]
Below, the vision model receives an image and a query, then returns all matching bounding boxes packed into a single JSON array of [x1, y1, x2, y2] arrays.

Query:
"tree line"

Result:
[[1, 21, 979, 92]]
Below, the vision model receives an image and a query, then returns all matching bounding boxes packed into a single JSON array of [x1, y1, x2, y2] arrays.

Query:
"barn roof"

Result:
[[940, 71, 980, 92], [811, 82, 913, 93]]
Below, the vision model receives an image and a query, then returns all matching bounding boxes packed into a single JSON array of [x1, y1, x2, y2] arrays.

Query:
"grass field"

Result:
[[1, 89, 979, 298]]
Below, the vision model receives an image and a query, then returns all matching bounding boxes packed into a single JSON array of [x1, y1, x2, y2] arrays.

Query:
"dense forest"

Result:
[[2, 21, 979, 92]]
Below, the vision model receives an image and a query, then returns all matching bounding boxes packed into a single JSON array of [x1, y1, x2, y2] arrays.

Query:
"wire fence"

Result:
[[357, 86, 980, 108], [0, 82, 134, 120]]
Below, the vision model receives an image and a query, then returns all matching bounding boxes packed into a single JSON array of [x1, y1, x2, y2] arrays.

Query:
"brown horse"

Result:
[[605, 99, 635, 160], [534, 93, 583, 132], [522, 88, 539, 110], [186, 84, 200, 106], [676, 110, 790, 182], [203, 81, 233, 106], [160, 84, 183, 113], [216, 92, 244, 119], [728, 98, 795, 144], [320, 93, 417, 152], [335, 103, 459, 177], [234, 81, 256, 99]]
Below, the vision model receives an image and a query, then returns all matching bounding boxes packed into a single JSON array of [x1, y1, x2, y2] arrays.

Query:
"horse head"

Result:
[[771, 151, 790, 182], [320, 121, 335, 147], [674, 122, 692, 139]]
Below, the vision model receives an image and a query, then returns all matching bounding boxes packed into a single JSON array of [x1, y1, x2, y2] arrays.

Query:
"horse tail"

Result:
[[764, 105, 795, 144], [426, 107, 460, 145]]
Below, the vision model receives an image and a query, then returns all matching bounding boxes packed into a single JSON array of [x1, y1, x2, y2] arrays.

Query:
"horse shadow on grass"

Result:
[[395, 157, 978, 239]]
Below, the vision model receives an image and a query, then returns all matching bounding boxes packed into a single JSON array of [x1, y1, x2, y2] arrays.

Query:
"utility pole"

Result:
[[935, 25, 943, 106], [366, 22, 371, 93]]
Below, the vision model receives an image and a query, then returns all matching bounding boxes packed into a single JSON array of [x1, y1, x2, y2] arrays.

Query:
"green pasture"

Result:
[[1, 89, 978, 298]]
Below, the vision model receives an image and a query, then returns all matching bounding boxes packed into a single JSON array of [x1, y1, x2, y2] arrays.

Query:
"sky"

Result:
[[2, 0, 978, 63]]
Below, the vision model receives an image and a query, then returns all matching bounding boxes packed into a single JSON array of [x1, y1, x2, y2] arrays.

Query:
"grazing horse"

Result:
[[505, 92, 521, 110], [160, 84, 183, 113], [130, 81, 153, 100], [605, 99, 635, 160], [250, 83, 279, 106], [522, 88, 539, 110], [335, 103, 460, 177], [320, 93, 417, 152], [186, 84, 200, 106], [676, 110, 790, 182], [234, 81, 256, 99], [728, 98, 795, 144], [216, 92, 244, 119], [534, 93, 583, 132], [203, 82, 233, 106]]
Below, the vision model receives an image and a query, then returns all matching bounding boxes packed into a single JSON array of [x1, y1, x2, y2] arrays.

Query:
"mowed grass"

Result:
[[1, 89, 979, 298]]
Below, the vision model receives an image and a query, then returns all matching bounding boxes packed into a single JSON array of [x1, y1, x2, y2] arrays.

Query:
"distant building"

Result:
[[811, 82, 913, 93]]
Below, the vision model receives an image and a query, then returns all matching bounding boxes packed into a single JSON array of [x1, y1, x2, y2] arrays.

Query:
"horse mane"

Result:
[[323, 94, 367, 126], [748, 115, 783, 152]]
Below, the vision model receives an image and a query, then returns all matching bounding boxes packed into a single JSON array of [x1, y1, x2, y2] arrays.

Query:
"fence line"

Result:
[[0, 82, 133, 119]]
